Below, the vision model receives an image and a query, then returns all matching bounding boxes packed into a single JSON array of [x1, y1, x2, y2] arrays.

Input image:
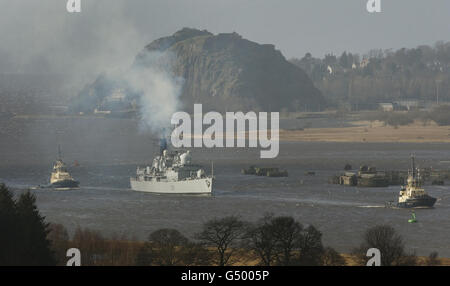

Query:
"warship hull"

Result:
[[130, 177, 213, 194]]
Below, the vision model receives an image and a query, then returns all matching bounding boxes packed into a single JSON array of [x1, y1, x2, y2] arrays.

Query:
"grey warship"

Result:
[[389, 155, 436, 208], [130, 138, 213, 194]]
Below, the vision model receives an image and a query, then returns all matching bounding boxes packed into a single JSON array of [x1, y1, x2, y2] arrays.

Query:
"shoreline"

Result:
[[279, 121, 450, 143]]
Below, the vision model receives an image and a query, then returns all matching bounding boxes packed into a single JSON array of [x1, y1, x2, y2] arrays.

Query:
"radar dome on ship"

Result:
[[180, 151, 192, 165], [197, 169, 205, 178]]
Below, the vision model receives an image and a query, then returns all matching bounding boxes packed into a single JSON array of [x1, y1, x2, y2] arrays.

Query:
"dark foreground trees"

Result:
[[0, 184, 56, 266], [353, 224, 417, 266], [137, 228, 189, 266], [244, 214, 343, 266], [135, 228, 211, 266], [426, 251, 441, 266], [196, 216, 245, 266], [69, 227, 141, 266], [322, 247, 346, 266], [47, 223, 70, 265]]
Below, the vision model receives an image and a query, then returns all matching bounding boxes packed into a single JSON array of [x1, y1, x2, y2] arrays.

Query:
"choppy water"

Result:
[[2, 141, 450, 257]]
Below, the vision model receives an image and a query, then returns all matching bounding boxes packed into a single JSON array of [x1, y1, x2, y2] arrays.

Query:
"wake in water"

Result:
[[357, 205, 385, 208]]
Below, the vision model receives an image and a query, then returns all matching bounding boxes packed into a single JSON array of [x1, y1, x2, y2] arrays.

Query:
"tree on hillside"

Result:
[[135, 228, 212, 266], [353, 225, 417, 266], [196, 216, 245, 266], [179, 242, 213, 266], [245, 215, 304, 266], [0, 184, 19, 265], [339, 52, 350, 69], [244, 216, 279, 266], [270, 216, 303, 266], [0, 185, 56, 266], [47, 223, 70, 265], [321, 247, 346, 266], [72, 227, 107, 266], [147, 228, 189, 266], [363, 225, 403, 266], [291, 42, 450, 109], [245, 215, 327, 266], [15, 192, 56, 266], [135, 242, 153, 266], [296, 225, 324, 266], [426, 251, 440, 266]]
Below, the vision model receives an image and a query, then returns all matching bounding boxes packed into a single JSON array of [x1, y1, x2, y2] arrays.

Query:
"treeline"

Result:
[[49, 215, 345, 266], [290, 42, 450, 108], [0, 184, 443, 266]]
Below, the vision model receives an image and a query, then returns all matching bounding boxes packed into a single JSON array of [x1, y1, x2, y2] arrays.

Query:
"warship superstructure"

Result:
[[395, 155, 436, 208], [130, 138, 213, 194]]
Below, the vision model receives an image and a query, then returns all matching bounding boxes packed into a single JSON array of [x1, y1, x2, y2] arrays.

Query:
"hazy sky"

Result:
[[0, 0, 449, 76]]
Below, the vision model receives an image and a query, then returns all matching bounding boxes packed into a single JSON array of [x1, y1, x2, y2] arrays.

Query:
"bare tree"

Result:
[[147, 228, 189, 266], [47, 223, 69, 266], [244, 215, 279, 266], [196, 216, 245, 266], [135, 242, 153, 266], [245, 215, 326, 266], [355, 225, 406, 266], [181, 242, 213, 266], [270, 216, 303, 266], [72, 227, 107, 266], [296, 225, 324, 266], [426, 251, 440, 266], [322, 247, 346, 266]]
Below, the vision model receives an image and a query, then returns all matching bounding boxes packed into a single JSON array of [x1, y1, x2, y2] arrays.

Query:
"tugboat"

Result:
[[388, 155, 436, 208], [46, 146, 79, 190]]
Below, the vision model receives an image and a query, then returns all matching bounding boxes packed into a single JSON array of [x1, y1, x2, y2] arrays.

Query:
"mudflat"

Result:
[[280, 121, 450, 143]]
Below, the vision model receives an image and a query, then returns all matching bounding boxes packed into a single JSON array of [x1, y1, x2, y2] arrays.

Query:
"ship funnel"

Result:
[[159, 137, 168, 155]]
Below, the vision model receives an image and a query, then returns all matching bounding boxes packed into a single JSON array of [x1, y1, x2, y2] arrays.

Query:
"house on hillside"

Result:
[[394, 100, 421, 110], [360, 59, 370, 68], [378, 103, 394, 112]]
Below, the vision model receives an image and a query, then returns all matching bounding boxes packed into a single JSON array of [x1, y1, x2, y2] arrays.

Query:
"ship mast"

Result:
[[58, 144, 62, 161], [411, 154, 416, 179]]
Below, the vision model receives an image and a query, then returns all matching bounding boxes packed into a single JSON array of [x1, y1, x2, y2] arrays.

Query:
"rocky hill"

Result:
[[71, 28, 325, 113]]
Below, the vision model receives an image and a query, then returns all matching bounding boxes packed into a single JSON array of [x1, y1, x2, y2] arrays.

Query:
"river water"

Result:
[[1, 117, 450, 256]]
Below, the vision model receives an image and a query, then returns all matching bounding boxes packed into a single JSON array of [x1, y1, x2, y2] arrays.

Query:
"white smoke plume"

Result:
[[124, 50, 183, 135]]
